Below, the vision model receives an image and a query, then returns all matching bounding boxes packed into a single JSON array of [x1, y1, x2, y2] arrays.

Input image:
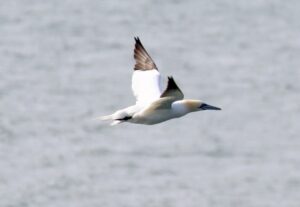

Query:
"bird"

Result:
[[99, 37, 221, 126]]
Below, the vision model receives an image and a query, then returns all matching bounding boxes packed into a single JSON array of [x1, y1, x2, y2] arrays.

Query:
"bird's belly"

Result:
[[131, 109, 178, 125]]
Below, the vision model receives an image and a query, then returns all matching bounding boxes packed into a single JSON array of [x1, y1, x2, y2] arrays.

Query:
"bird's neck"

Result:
[[171, 100, 193, 117]]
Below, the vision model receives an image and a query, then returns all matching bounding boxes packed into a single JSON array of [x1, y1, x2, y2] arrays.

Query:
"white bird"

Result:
[[100, 37, 221, 125]]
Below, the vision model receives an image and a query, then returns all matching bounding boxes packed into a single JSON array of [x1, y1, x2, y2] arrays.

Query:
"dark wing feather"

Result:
[[134, 37, 158, 71], [160, 76, 184, 100]]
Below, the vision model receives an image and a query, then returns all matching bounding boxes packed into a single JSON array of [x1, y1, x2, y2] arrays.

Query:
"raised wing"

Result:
[[133, 37, 158, 71], [132, 37, 162, 105], [160, 76, 184, 100]]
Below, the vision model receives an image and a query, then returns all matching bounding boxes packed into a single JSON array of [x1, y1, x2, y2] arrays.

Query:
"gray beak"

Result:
[[200, 103, 221, 110]]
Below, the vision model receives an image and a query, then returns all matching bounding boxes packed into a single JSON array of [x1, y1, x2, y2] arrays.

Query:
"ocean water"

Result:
[[0, 0, 300, 206]]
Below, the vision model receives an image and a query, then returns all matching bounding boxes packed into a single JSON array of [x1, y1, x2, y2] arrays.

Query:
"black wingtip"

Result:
[[134, 36, 140, 42], [168, 76, 174, 80], [167, 76, 176, 86], [133, 37, 158, 71], [160, 76, 184, 98], [166, 76, 180, 90]]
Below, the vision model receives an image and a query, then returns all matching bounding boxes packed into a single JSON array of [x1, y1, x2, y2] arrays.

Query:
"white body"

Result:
[[125, 101, 190, 125], [101, 99, 201, 125]]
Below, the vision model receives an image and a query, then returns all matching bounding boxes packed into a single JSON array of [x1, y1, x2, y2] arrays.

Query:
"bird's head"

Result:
[[183, 99, 221, 112]]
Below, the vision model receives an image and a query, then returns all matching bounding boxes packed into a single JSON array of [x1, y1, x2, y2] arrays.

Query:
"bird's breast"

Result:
[[131, 109, 177, 125]]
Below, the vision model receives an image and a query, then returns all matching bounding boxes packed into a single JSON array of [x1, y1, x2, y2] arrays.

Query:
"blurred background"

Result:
[[0, 0, 300, 206]]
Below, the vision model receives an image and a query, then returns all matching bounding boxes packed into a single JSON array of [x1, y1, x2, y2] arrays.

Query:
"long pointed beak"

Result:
[[200, 103, 221, 110]]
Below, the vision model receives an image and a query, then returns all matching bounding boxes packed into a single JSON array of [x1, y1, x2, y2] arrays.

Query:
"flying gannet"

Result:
[[100, 37, 221, 125]]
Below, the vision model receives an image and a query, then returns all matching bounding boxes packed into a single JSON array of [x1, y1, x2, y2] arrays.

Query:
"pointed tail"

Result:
[[94, 115, 113, 121], [110, 120, 122, 126], [94, 115, 123, 126]]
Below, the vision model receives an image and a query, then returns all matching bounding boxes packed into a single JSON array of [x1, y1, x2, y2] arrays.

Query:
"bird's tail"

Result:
[[94, 114, 123, 126], [110, 120, 122, 126], [95, 115, 113, 121]]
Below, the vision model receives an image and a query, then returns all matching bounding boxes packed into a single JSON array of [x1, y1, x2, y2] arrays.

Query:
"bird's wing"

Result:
[[145, 97, 176, 111], [132, 37, 163, 105], [160, 76, 184, 100], [143, 77, 184, 112]]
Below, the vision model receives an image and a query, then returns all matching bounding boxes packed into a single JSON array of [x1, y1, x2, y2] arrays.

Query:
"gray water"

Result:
[[1, 0, 300, 206]]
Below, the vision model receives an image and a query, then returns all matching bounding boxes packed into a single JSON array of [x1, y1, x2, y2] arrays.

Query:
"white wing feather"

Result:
[[132, 70, 163, 105]]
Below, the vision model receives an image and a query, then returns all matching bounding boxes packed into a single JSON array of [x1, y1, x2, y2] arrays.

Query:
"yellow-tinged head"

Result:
[[183, 99, 221, 112]]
